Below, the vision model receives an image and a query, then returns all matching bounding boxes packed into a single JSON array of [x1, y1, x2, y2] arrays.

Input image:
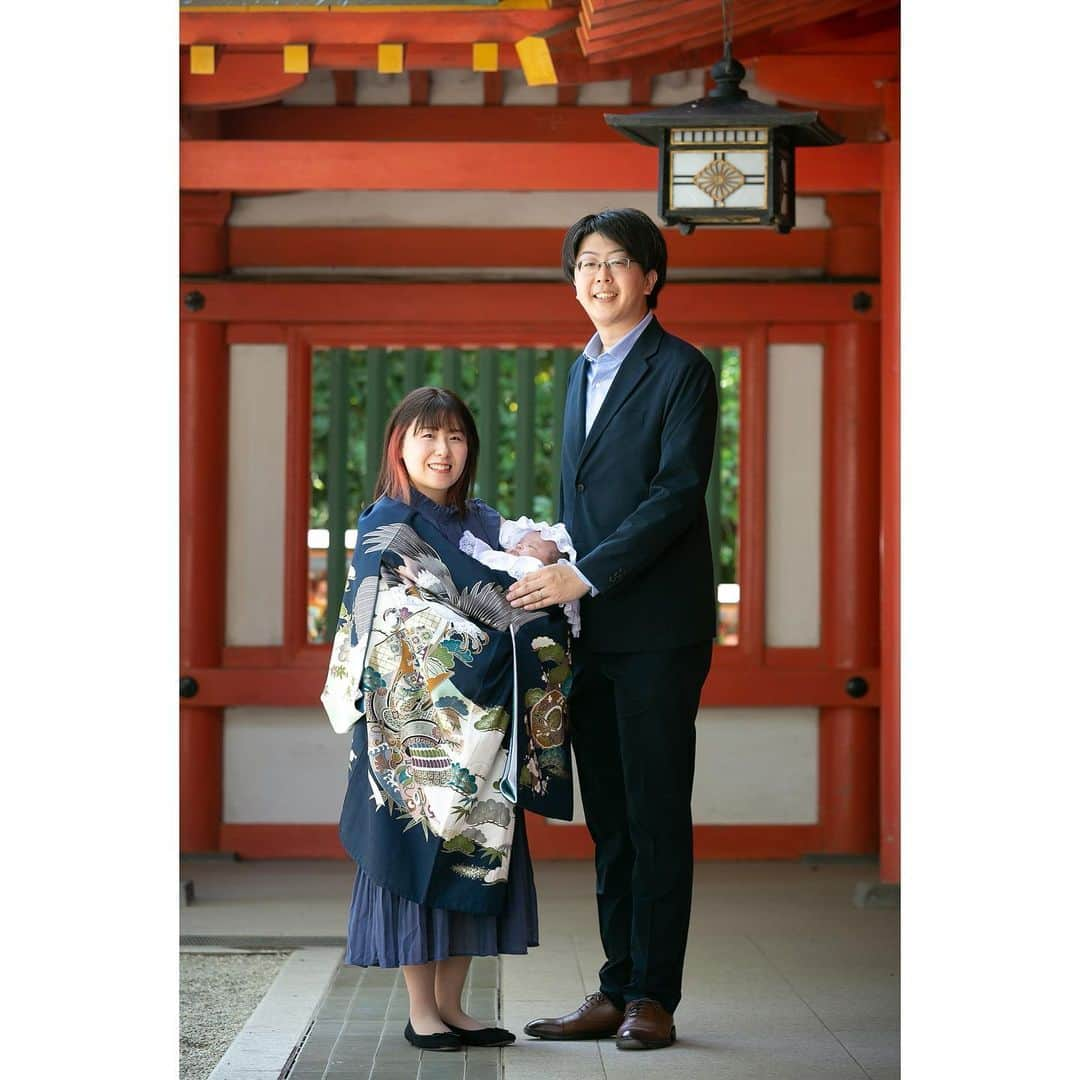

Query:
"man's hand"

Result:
[[506, 564, 589, 610]]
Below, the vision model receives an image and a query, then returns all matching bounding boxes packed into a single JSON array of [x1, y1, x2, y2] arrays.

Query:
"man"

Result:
[[506, 208, 717, 1050]]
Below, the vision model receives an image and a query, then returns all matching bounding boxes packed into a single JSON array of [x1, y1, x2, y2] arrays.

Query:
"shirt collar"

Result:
[[583, 311, 653, 364]]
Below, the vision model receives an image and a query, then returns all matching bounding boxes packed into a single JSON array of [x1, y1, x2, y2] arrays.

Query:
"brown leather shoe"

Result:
[[523, 991, 623, 1040], [615, 998, 676, 1050]]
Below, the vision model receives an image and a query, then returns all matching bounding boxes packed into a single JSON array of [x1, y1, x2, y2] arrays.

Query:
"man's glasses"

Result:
[[575, 257, 638, 274]]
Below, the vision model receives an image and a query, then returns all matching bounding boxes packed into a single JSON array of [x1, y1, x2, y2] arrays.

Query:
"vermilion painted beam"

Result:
[[219, 105, 631, 142], [227, 226, 829, 270], [310, 42, 519, 71], [178, 282, 881, 327], [218, 822, 826, 861], [180, 139, 882, 193], [179, 11, 574, 46], [750, 54, 899, 108], [181, 51, 307, 109], [185, 662, 880, 708]]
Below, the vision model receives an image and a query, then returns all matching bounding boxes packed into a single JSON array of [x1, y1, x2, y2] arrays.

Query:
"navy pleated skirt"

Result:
[[345, 811, 539, 967]]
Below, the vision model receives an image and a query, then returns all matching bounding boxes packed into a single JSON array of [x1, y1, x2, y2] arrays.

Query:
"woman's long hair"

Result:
[[373, 386, 480, 515]]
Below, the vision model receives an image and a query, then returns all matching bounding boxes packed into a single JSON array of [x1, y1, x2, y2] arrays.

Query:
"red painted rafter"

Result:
[[582, 0, 719, 43], [181, 138, 882, 193], [179, 11, 575, 46], [584, 0, 868, 63], [409, 70, 431, 106], [331, 70, 356, 106], [678, 0, 867, 56]]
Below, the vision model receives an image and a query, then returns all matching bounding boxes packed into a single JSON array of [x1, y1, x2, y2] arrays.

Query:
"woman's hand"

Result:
[[507, 564, 589, 610]]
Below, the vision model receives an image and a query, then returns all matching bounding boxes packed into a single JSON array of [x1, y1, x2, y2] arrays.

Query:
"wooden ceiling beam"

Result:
[[584, 11, 734, 62], [227, 225, 830, 271], [181, 51, 307, 109], [583, 0, 707, 33], [312, 43, 526, 70], [483, 71, 504, 105], [217, 105, 642, 142], [180, 11, 575, 47], [409, 70, 431, 106], [181, 138, 881, 193], [582, 0, 728, 44], [331, 71, 356, 106], [180, 281, 881, 328]]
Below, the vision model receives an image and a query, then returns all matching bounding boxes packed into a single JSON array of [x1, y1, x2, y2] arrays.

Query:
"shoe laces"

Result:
[[584, 992, 608, 1008], [623, 999, 653, 1020]]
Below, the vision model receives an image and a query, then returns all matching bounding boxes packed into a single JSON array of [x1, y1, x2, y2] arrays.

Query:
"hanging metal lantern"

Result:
[[605, 45, 843, 234]]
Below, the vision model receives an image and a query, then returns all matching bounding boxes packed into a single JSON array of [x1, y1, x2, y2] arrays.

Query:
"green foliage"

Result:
[[309, 344, 740, 584], [309, 346, 560, 528], [715, 347, 740, 583]]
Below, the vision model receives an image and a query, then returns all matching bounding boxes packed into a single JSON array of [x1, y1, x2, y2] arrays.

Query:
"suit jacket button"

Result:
[[576, 482, 585, 492]]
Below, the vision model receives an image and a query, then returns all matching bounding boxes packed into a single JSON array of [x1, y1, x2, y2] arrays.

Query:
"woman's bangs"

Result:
[[412, 398, 466, 435]]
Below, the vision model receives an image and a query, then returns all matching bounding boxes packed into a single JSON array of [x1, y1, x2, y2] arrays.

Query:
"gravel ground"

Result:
[[180, 950, 293, 1080]]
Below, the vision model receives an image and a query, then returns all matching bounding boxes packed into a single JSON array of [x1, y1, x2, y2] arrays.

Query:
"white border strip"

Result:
[[207, 946, 343, 1080]]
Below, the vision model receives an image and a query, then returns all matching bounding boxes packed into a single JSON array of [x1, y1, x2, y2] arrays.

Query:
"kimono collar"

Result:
[[408, 486, 464, 520]]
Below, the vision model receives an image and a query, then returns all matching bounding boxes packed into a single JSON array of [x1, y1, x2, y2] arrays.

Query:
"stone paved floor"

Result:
[[285, 958, 501, 1080], [180, 857, 899, 1080]]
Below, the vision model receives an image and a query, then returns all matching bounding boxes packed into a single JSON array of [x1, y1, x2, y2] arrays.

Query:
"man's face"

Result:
[[572, 231, 657, 339]]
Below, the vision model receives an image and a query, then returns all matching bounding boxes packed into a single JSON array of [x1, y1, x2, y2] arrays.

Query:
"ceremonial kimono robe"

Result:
[[322, 493, 574, 932]]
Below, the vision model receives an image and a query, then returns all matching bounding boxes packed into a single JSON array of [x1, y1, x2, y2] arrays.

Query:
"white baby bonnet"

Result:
[[498, 516, 577, 563]]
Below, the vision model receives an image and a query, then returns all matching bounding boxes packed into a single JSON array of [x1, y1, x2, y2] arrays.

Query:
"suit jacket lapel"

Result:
[[576, 318, 663, 471]]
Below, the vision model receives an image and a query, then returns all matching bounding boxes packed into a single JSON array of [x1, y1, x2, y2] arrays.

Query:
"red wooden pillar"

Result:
[[180, 192, 231, 852], [819, 321, 881, 853], [879, 84, 901, 883]]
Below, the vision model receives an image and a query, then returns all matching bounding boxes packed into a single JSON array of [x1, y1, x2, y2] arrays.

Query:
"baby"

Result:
[[460, 515, 580, 637]]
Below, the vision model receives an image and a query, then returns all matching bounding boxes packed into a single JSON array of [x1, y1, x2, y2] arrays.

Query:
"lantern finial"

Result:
[[708, 43, 747, 104]]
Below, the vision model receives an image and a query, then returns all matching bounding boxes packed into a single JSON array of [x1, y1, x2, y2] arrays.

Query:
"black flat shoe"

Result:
[[446, 1023, 516, 1047], [404, 1021, 462, 1051]]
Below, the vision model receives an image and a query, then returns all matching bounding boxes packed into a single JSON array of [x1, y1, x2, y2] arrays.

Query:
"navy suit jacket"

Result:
[[559, 316, 718, 652]]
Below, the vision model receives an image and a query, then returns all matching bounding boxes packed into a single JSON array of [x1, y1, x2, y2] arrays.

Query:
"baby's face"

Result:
[[508, 531, 560, 565]]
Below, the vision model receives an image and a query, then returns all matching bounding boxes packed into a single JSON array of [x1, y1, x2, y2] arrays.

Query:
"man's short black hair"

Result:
[[561, 208, 668, 310]]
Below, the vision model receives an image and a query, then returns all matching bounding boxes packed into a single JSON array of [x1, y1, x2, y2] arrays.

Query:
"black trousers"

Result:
[[569, 641, 712, 1015]]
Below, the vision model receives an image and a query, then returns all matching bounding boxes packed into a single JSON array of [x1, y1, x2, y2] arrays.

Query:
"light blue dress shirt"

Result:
[[583, 312, 654, 437], [569, 312, 654, 596]]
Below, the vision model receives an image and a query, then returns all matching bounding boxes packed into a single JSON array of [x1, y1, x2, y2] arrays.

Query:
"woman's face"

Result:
[[400, 420, 468, 505]]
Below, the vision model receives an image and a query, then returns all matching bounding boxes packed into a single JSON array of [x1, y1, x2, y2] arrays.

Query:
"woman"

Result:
[[321, 387, 573, 1053]]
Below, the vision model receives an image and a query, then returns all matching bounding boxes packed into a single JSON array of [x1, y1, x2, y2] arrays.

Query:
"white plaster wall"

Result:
[[225, 706, 816, 826], [224, 707, 350, 823], [226, 345, 288, 647], [282, 68, 335, 106], [230, 190, 827, 229], [430, 68, 485, 106], [551, 706, 818, 827], [766, 344, 823, 648]]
